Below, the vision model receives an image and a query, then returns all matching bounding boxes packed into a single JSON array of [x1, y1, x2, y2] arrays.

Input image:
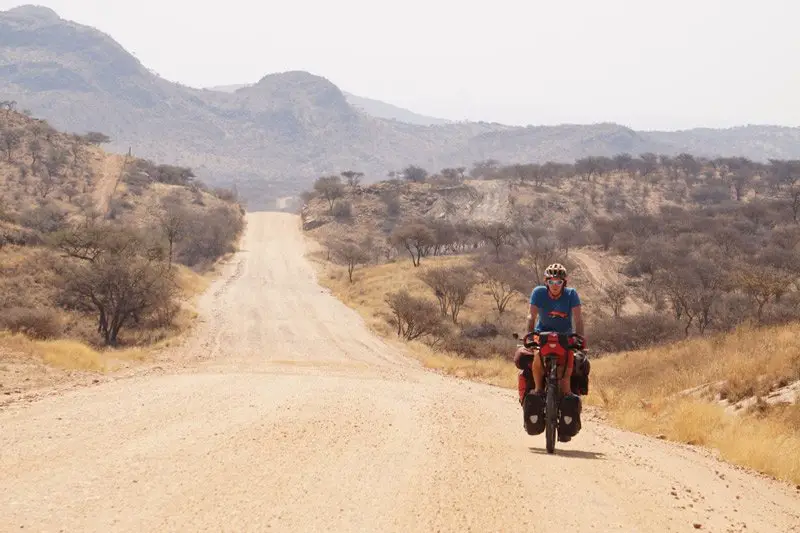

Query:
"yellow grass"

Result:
[[589, 323, 800, 485], [174, 264, 212, 297], [414, 345, 518, 389], [0, 332, 147, 372]]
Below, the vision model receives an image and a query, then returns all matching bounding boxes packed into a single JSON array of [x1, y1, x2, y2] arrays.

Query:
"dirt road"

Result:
[[468, 179, 510, 222], [2, 213, 798, 533], [92, 151, 126, 215], [571, 249, 648, 315]]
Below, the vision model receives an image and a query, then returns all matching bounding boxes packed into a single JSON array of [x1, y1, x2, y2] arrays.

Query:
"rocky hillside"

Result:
[[207, 84, 452, 126], [0, 108, 245, 349], [3, 5, 800, 209], [303, 152, 800, 351]]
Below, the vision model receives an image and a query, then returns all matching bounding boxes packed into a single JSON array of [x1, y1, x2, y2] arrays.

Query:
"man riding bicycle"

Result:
[[513, 263, 586, 440]]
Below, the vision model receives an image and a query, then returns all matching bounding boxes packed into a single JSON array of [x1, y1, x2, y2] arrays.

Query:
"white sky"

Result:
[[2, 0, 799, 130]]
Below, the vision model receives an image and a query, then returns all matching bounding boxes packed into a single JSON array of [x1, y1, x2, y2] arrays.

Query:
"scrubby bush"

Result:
[[0, 307, 62, 339], [588, 313, 683, 354]]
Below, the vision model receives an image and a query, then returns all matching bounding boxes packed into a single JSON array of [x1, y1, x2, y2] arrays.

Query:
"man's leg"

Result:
[[532, 352, 545, 394], [515, 348, 545, 435], [513, 347, 534, 404], [558, 353, 575, 395]]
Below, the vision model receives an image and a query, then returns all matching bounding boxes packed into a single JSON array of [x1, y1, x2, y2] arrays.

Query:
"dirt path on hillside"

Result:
[[92, 151, 126, 215], [2, 213, 798, 533], [468, 179, 510, 222], [571, 248, 648, 315]]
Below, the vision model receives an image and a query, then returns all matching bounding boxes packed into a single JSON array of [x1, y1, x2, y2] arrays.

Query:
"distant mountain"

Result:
[[3, 5, 800, 209], [206, 83, 452, 126]]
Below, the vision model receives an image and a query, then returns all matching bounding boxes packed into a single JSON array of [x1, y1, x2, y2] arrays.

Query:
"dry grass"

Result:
[[410, 342, 518, 389], [0, 332, 146, 372], [589, 323, 800, 484], [174, 264, 212, 297]]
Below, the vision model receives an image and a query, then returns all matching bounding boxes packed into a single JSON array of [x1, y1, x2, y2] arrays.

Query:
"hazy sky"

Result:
[[2, 0, 799, 130]]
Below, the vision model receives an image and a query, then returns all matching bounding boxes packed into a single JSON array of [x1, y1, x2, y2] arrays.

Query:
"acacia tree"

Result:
[[603, 284, 628, 317], [390, 222, 436, 267], [475, 222, 514, 258], [54, 224, 173, 345], [734, 269, 785, 322], [593, 216, 619, 251], [82, 131, 111, 145], [154, 196, 190, 268], [418, 265, 477, 323], [402, 165, 428, 183], [769, 160, 800, 222], [62, 254, 174, 345], [385, 289, 442, 340], [476, 256, 528, 314], [341, 170, 364, 188], [0, 128, 22, 162], [313, 175, 345, 212], [638, 153, 659, 177], [330, 238, 370, 282]]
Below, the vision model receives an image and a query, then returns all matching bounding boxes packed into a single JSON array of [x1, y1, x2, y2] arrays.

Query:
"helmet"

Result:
[[544, 263, 567, 280]]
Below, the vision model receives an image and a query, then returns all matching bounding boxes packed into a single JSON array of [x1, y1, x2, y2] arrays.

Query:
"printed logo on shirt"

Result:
[[548, 310, 569, 319]]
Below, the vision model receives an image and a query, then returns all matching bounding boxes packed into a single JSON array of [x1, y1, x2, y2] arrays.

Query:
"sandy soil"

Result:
[[1, 212, 798, 533]]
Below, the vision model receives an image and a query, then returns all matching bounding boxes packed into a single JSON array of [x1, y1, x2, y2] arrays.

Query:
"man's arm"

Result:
[[527, 304, 539, 333], [573, 305, 584, 337]]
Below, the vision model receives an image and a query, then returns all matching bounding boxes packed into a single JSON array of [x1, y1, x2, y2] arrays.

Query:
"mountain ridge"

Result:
[[3, 5, 800, 209]]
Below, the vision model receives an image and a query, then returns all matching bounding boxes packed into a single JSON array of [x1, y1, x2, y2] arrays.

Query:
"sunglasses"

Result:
[[546, 279, 564, 286]]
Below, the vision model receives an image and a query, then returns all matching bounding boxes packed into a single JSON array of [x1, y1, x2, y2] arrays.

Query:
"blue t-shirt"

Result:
[[529, 285, 581, 334]]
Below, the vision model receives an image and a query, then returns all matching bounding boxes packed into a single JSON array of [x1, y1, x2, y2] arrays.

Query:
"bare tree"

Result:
[[402, 165, 428, 183], [427, 218, 458, 256], [28, 139, 43, 167], [475, 222, 514, 258], [385, 290, 443, 340], [470, 159, 500, 179], [341, 170, 364, 188], [638, 153, 659, 177], [390, 222, 436, 267], [555, 223, 579, 255], [62, 180, 80, 202], [60, 254, 174, 345], [33, 171, 56, 199], [0, 128, 22, 162], [575, 157, 603, 181], [82, 131, 112, 145], [593, 216, 619, 251], [330, 239, 370, 282], [155, 197, 190, 268], [418, 265, 477, 323], [476, 256, 529, 314], [418, 266, 451, 315], [313, 175, 345, 212], [603, 284, 628, 317], [613, 153, 634, 176]]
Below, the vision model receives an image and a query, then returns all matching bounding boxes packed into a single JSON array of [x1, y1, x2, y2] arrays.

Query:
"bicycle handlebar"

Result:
[[515, 331, 585, 351]]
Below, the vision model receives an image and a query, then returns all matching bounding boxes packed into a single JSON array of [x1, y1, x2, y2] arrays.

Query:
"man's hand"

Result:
[[574, 334, 587, 349]]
